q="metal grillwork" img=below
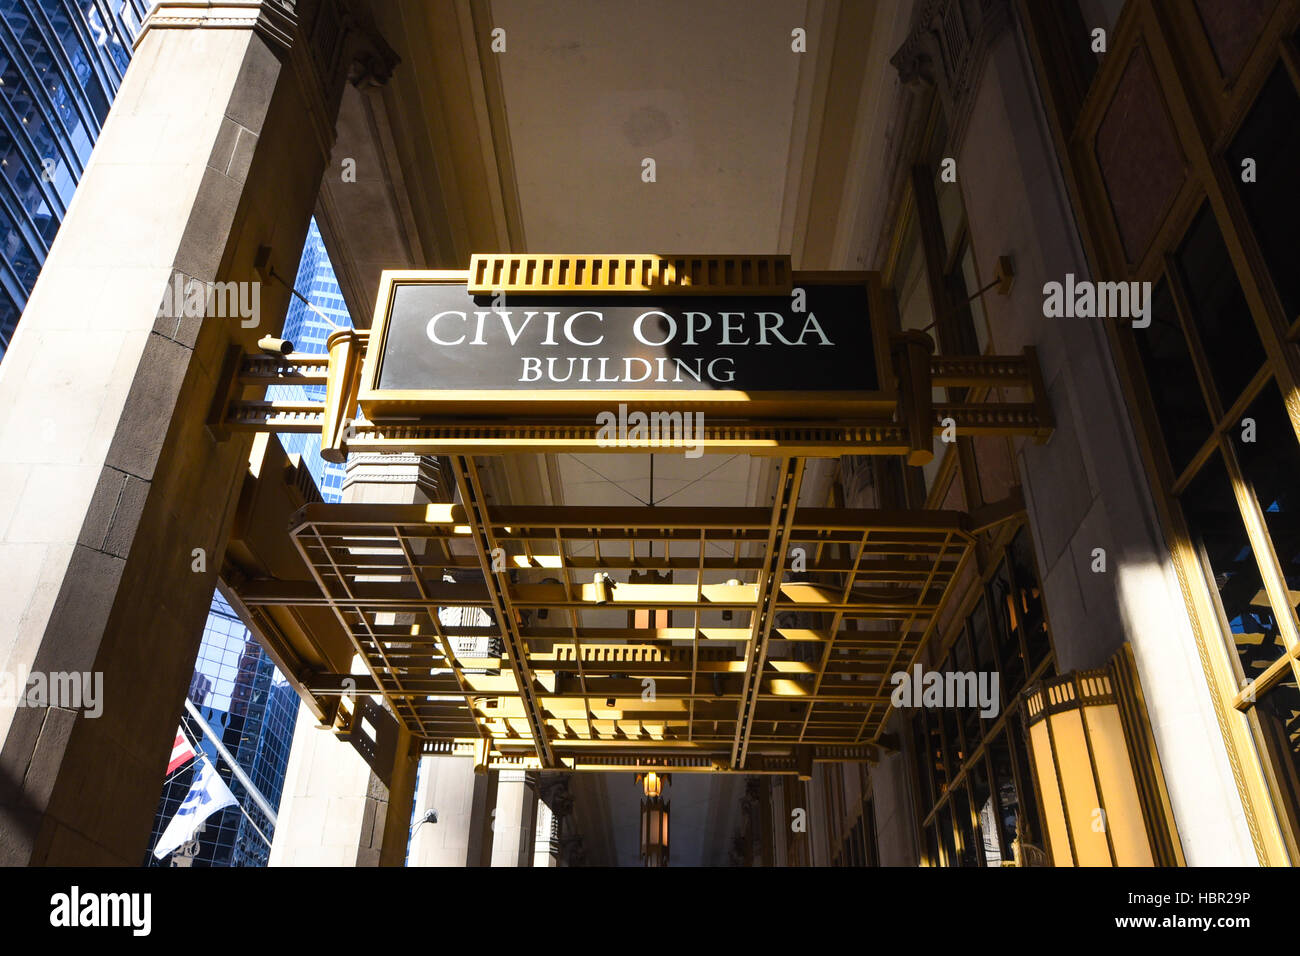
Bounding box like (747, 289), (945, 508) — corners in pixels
(245, 458), (976, 774)
(467, 254), (792, 295)
(213, 297), (1050, 774)
(213, 347), (1054, 448)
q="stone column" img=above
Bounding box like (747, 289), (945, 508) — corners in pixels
(533, 799), (557, 867)
(770, 779), (789, 867)
(0, 0), (394, 866)
(538, 773), (584, 865)
(267, 701), (374, 866)
(465, 769), (499, 867)
(266, 686), (417, 867)
(490, 769), (537, 867)
(408, 754), (478, 866)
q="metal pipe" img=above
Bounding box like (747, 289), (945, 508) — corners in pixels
(184, 697), (279, 827)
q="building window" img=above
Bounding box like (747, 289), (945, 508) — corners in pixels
(1125, 212), (1300, 843)
(862, 796), (880, 866)
(1021, 0), (1300, 861)
(1119, 57), (1300, 847)
(889, 109), (991, 502)
(1227, 63), (1300, 336)
(911, 526), (1055, 866)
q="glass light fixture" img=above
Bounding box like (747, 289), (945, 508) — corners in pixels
(637, 772), (669, 866)
(1022, 662), (1156, 866)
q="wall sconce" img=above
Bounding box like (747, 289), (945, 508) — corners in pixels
(1021, 647), (1177, 866)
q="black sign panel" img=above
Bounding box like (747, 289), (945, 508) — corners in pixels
(373, 281), (878, 394)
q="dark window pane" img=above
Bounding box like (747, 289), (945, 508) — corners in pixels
(1131, 281), (1212, 475)
(1235, 382), (1300, 624)
(1228, 66), (1300, 329)
(929, 709), (948, 796)
(988, 559), (1027, 697)
(987, 731), (1021, 861)
(0, 283), (19, 357)
(1180, 453), (1287, 679)
(1256, 676), (1300, 840)
(912, 713), (935, 809)
(936, 804), (956, 867)
(968, 758), (1002, 866)
(954, 626), (981, 747)
(863, 799), (879, 866)
(919, 708), (947, 801)
(1008, 720), (1045, 855)
(951, 785), (979, 867)
(1173, 204), (1266, 407)
(940, 262), (980, 360)
(1008, 526), (1053, 670)
(939, 654), (964, 770)
(969, 594), (997, 676)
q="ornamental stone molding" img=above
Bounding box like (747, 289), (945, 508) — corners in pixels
(138, 1), (298, 51)
(891, 0), (1013, 152)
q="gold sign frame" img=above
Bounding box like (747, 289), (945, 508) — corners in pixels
(355, 268), (896, 421)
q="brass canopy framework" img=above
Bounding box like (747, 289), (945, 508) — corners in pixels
(215, 256), (1053, 775)
(236, 456), (976, 774)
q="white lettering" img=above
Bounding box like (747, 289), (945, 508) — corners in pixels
(564, 310), (604, 347)
(426, 310), (467, 346)
(634, 311), (677, 347)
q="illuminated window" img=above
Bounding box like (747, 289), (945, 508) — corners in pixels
(1124, 104), (1300, 844)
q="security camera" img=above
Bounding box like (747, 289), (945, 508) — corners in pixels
(257, 335), (294, 355)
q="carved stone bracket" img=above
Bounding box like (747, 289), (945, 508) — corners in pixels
(339, 0), (400, 89)
(891, 0), (1013, 151)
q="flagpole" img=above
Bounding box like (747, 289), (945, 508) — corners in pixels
(175, 719), (272, 847)
(214, 758), (274, 848)
(183, 697), (279, 826)
(162, 753), (274, 856)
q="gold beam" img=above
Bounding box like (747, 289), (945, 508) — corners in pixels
(450, 455), (556, 767)
(731, 457), (804, 769)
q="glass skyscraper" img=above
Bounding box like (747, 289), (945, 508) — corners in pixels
(145, 593), (300, 867)
(0, 0), (152, 358)
(269, 217), (351, 503)
(143, 221), (354, 864)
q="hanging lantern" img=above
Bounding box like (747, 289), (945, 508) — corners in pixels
(637, 772), (670, 866)
(641, 771), (663, 798)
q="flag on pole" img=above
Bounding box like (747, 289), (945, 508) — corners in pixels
(166, 727), (196, 775)
(153, 757), (238, 859)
